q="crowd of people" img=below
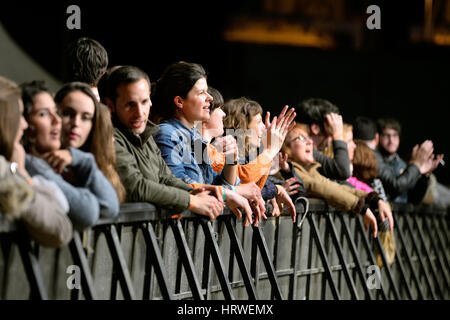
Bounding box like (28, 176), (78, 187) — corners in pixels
(0, 37), (447, 249)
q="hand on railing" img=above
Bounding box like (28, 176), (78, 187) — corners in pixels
(189, 190), (224, 222)
(363, 208), (378, 238)
(275, 185), (296, 223)
(377, 199), (394, 231)
(269, 198), (281, 218)
(235, 182), (267, 226)
(223, 189), (253, 227)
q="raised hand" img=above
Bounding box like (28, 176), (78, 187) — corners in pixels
(262, 106), (296, 160)
(324, 113), (344, 140)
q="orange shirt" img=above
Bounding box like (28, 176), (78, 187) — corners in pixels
(207, 144), (273, 190)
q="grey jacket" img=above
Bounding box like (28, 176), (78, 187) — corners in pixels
(313, 140), (351, 181)
(25, 147), (119, 230)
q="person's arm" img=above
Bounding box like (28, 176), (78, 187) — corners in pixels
(115, 136), (192, 212)
(313, 140), (351, 180)
(21, 184), (73, 248)
(69, 147), (120, 219)
(25, 155), (101, 230)
(375, 151), (422, 199)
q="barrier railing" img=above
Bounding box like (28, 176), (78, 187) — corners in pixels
(0, 199), (449, 300)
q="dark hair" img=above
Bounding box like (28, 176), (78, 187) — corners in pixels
(66, 37), (109, 86)
(55, 81), (127, 202)
(100, 65), (150, 103)
(296, 98), (340, 131)
(55, 82), (100, 152)
(353, 116), (377, 141)
(97, 65), (123, 104)
(377, 117), (402, 136)
(20, 80), (52, 120)
(0, 77), (21, 160)
(152, 61), (207, 121)
(208, 86), (223, 114)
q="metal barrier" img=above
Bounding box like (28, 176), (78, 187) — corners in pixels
(0, 199), (449, 300)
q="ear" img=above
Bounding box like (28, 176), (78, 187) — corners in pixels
(374, 133), (379, 146)
(174, 96), (183, 109)
(310, 124), (321, 136)
(105, 97), (115, 113)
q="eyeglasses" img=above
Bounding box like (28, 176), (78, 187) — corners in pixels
(381, 133), (399, 139)
(289, 134), (309, 144)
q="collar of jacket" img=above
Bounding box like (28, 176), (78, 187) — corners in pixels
(112, 114), (159, 147)
(161, 118), (204, 142)
(291, 160), (322, 173)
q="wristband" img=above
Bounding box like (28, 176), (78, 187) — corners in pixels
(230, 185), (236, 192)
(220, 186), (227, 202)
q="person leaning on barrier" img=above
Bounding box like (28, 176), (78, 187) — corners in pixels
(54, 82), (127, 203)
(0, 76), (72, 247)
(100, 65), (245, 223)
(277, 124), (396, 238)
(20, 80), (119, 230)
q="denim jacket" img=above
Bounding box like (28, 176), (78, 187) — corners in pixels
(154, 118), (239, 186)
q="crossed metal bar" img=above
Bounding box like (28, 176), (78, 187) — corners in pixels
(1, 199), (449, 300)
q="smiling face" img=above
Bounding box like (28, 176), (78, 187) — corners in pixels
(28, 92), (62, 153)
(285, 127), (314, 166)
(177, 77), (212, 128)
(112, 78), (151, 135)
(247, 113), (265, 147)
(59, 90), (95, 149)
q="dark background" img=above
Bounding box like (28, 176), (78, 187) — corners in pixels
(1, 0), (449, 184)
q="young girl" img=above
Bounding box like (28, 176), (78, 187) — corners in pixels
(55, 81), (126, 203)
(20, 80), (119, 230)
(222, 97), (297, 222)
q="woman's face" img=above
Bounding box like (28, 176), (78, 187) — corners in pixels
(345, 129), (356, 162)
(14, 99), (28, 145)
(178, 77), (213, 126)
(204, 107), (225, 138)
(28, 92), (61, 153)
(247, 113), (265, 147)
(58, 90), (95, 149)
(287, 128), (314, 165)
